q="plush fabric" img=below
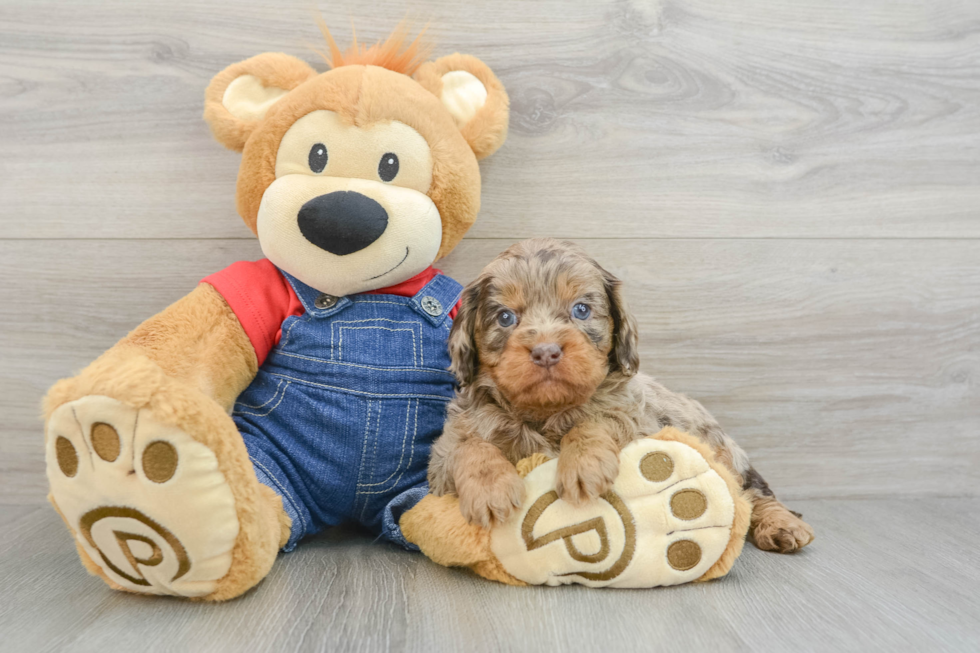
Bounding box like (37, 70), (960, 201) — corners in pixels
(254, 173), (444, 296)
(44, 291), (284, 600)
(402, 428), (751, 588)
(47, 395), (241, 597)
(414, 54), (510, 161)
(44, 27), (510, 601)
(438, 71), (488, 127)
(314, 19), (432, 76)
(203, 53), (317, 152)
(400, 494), (525, 586)
(227, 64), (488, 266)
(274, 108), (434, 193)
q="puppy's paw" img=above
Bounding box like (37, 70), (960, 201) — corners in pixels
(555, 444), (620, 507)
(752, 505), (815, 553)
(457, 468), (526, 530)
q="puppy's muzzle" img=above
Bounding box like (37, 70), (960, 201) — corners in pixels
(298, 191), (388, 255)
(531, 343), (563, 368)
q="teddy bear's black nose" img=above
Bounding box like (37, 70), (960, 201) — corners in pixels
(297, 191), (388, 256)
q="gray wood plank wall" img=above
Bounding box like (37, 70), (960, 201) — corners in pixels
(1, 0), (979, 507)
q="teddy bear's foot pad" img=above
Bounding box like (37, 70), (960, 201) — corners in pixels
(46, 395), (240, 597)
(491, 438), (737, 588)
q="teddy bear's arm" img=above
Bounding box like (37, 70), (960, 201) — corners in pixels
(68, 283), (259, 414)
(42, 282), (280, 601)
(120, 283), (258, 410)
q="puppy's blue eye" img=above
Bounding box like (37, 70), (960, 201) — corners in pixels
(309, 143), (328, 173)
(498, 311), (516, 327)
(572, 303), (591, 320)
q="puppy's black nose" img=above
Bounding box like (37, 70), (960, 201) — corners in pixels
(530, 343), (563, 368)
(297, 191), (388, 255)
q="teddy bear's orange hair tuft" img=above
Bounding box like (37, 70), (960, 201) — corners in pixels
(315, 19), (432, 77)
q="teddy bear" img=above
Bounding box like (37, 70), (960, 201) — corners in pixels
(42, 26), (749, 600)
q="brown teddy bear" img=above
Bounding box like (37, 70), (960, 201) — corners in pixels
(43, 26), (510, 600)
(42, 26), (748, 599)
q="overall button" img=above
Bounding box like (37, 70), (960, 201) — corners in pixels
(420, 296), (443, 316)
(314, 294), (338, 309)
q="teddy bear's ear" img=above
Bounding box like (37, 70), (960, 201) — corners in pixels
(414, 54), (509, 160)
(204, 53), (317, 152)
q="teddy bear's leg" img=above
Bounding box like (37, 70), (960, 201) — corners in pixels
(400, 455), (570, 585)
(400, 493), (526, 586)
(405, 430), (751, 588)
(45, 351), (285, 601)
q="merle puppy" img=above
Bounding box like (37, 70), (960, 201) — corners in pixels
(427, 238), (814, 553)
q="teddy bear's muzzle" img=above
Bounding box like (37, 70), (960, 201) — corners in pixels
(297, 191), (389, 256)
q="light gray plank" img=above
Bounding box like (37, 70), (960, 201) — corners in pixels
(2, 238), (978, 505)
(0, 505), (42, 530)
(2, 0), (980, 239)
(1, 500), (977, 652)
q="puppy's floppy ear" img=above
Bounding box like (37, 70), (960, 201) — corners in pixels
(599, 266), (640, 375)
(414, 54), (509, 160)
(204, 53), (317, 151)
(448, 277), (486, 385)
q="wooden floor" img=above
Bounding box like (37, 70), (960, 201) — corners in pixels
(1, 501), (979, 652)
(1, 0), (979, 650)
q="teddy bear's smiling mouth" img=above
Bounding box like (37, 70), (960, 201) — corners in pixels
(366, 247), (410, 281)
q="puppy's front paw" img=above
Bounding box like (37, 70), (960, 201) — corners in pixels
(555, 444), (619, 506)
(752, 505), (815, 553)
(457, 468), (525, 529)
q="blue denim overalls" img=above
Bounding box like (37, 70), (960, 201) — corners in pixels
(232, 270), (462, 551)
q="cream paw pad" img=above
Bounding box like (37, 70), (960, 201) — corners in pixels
(491, 433), (748, 588)
(46, 395), (240, 597)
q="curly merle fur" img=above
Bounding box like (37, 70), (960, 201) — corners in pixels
(428, 238), (814, 552)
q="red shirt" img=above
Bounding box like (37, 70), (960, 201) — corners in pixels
(202, 260), (459, 366)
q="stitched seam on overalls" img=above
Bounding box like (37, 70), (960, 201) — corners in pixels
(357, 399), (412, 489)
(331, 317), (420, 325)
(338, 326), (418, 366)
(249, 269), (460, 538)
(358, 399), (419, 496)
(234, 378), (285, 410)
(355, 400), (376, 519)
(279, 315), (306, 348)
(331, 318), (419, 362)
(370, 404), (381, 486)
(350, 300), (410, 308)
(358, 399), (397, 520)
(272, 351), (454, 375)
(267, 373), (452, 401)
(234, 382), (290, 417)
(250, 456), (308, 539)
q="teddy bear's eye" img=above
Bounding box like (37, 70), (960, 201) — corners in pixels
(308, 143), (328, 173)
(378, 152), (399, 182)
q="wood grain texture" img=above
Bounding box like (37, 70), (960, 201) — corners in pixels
(2, 1), (979, 649)
(1, 501), (978, 652)
(2, 238), (978, 504)
(1, 0), (979, 239)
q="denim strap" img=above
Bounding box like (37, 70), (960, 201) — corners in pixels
(408, 273), (464, 327)
(279, 270), (353, 319)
